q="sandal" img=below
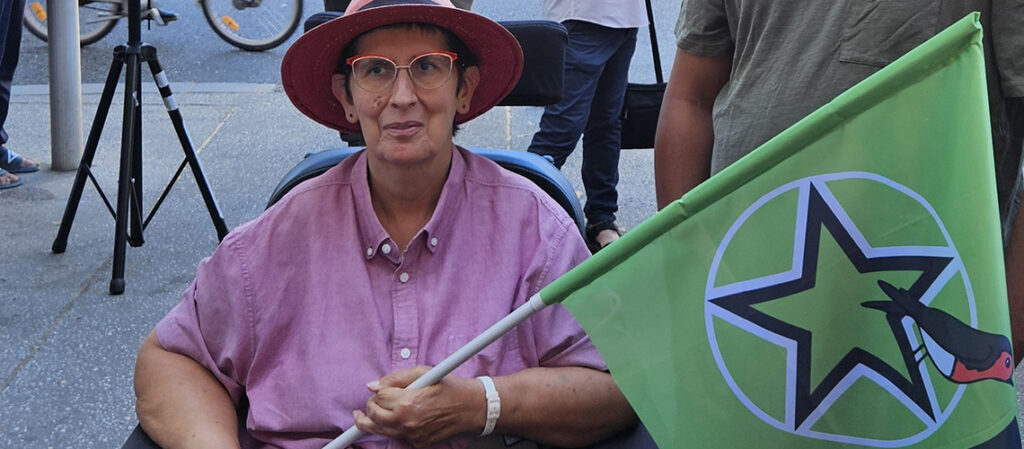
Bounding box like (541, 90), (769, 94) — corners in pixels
(0, 147), (40, 174)
(585, 221), (624, 254)
(0, 168), (22, 190)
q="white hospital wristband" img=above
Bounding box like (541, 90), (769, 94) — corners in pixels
(476, 376), (500, 436)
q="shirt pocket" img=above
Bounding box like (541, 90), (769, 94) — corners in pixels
(839, 0), (939, 68)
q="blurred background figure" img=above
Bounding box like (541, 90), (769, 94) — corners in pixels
(527, 0), (647, 253)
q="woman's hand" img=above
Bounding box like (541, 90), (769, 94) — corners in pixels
(353, 366), (484, 447)
(353, 365), (636, 448)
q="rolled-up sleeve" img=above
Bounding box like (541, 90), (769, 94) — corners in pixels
(675, 0), (734, 57)
(522, 215), (606, 371)
(155, 233), (254, 405)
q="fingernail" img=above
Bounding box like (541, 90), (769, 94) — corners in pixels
(366, 380), (379, 390)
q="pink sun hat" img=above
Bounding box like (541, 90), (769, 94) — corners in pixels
(280, 0), (524, 134)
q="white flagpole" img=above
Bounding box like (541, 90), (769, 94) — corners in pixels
(322, 294), (550, 449)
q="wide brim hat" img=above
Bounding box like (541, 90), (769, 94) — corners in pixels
(281, 0), (524, 134)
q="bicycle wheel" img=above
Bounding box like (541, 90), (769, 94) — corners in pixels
(23, 0), (123, 46)
(201, 0), (302, 52)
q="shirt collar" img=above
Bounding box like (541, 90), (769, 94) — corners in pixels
(419, 145), (466, 254)
(352, 152), (390, 260)
(353, 145), (466, 259)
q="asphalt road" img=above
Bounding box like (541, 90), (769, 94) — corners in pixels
(15, 0), (683, 85)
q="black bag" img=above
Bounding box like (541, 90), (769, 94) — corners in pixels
(619, 0), (665, 150)
(620, 82), (665, 150)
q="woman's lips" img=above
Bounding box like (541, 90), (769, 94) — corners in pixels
(384, 121), (423, 137)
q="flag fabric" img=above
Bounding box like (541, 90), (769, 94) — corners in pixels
(544, 14), (1020, 448)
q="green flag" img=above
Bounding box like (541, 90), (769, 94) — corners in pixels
(543, 14), (1019, 448)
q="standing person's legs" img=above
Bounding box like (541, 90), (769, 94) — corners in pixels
(0, 0), (21, 146)
(580, 27), (637, 240)
(528, 21), (612, 168)
(0, 0), (34, 178)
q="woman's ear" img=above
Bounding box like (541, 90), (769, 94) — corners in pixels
(331, 73), (358, 124)
(456, 66), (480, 114)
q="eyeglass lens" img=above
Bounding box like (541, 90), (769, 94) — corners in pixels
(351, 53), (454, 92)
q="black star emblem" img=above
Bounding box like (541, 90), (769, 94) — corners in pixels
(709, 183), (953, 429)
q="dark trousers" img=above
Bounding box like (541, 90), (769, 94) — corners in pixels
(528, 21), (637, 227)
(0, 0), (24, 146)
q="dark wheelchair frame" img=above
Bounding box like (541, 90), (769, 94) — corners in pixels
(121, 15), (657, 449)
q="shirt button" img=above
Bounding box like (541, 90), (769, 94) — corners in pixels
(430, 237), (438, 247)
(381, 243), (392, 255)
(399, 272), (410, 283)
(366, 247), (373, 257)
(400, 348), (412, 359)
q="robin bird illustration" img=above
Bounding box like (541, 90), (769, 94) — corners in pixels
(861, 280), (1013, 384)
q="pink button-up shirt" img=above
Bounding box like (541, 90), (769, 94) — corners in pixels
(156, 146), (602, 449)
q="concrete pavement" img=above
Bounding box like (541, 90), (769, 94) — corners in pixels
(0, 82), (1021, 448)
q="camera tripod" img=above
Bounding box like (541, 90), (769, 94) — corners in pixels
(51, 0), (228, 295)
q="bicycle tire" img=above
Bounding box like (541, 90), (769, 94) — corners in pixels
(23, 0), (123, 47)
(201, 0), (302, 52)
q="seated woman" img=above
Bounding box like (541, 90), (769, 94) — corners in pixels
(132, 1), (636, 448)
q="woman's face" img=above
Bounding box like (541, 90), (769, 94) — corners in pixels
(332, 27), (479, 168)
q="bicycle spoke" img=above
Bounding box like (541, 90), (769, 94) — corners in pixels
(226, 5), (287, 40)
(255, 10), (285, 36)
(203, 0), (300, 50)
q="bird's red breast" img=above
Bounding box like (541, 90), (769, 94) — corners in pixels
(950, 351), (1013, 383)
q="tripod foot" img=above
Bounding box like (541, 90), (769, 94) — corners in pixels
(52, 240), (67, 254)
(110, 278), (126, 295)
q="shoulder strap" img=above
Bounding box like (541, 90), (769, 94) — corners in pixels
(645, 0), (663, 83)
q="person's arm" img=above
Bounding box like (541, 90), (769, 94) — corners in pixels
(353, 365), (634, 448)
(487, 366), (633, 446)
(134, 331), (241, 449)
(654, 48), (732, 209)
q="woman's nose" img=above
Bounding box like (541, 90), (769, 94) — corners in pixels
(390, 69), (418, 106)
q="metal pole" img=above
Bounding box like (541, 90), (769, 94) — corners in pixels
(46, 0), (83, 171)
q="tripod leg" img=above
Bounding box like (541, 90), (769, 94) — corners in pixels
(142, 45), (229, 240)
(51, 47), (127, 253)
(129, 55), (145, 248)
(110, 49), (144, 295)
